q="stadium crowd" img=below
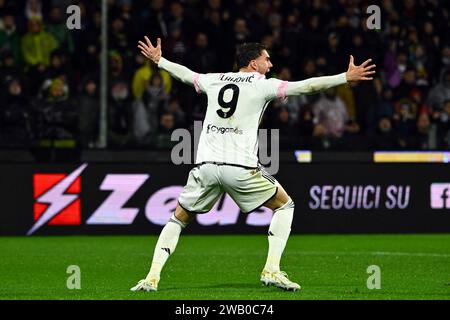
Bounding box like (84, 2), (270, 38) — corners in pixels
(0, 0), (450, 152)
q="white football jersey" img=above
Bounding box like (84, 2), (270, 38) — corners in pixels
(193, 72), (287, 168)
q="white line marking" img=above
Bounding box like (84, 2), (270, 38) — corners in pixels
(178, 251), (450, 258)
(292, 251), (450, 258)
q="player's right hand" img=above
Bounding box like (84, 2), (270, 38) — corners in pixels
(138, 36), (162, 64)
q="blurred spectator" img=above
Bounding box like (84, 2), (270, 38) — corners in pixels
(187, 33), (217, 73)
(0, 51), (23, 96)
(336, 83), (356, 125)
(108, 81), (133, 148)
(0, 13), (22, 67)
(384, 43), (402, 89)
(350, 33), (371, 64)
(139, 0), (169, 40)
(395, 68), (419, 100)
(322, 32), (345, 74)
(374, 117), (398, 150)
(301, 58), (319, 79)
(204, 10), (229, 66)
(427, 68), (450, 110)
(155, 112), (176, 149)
(25, 60), (47, 96)
(414, 112), (436, 150)
(159, 112), (175, 135)
(40, 50), (72, 93)
(109, 17), (131, 57)
(133, 73), (168, 145)
(272, 106), (294, 137)
(297, 104), (315, 137)
(433, 99), (450, 149)
(169, 1), (195, 41)
(439, 45), (450, 72)
(230, 18), (251, 50)
(411, 44), (433, 87)
(163, 25), (187, 63)
(313, 87), (357, 138)
(349, 79), (378, 134)
(247, 0), (271, 42)
(46, 5), (75, 55)
(24, 0), (43, 21)
(21, 18), (58, 68)
(420, 21), (440, 61)
(33, 78), (78, 142)
(76, 10), (101, 75)
(113, 0), (138, 40)
(267, 1), (282, 42)
(107, 50), (133, 148)
(78, 77), (99, 148)
(110, 50), (127, 77)
(0, 78), (31, 147)
(132, 60), (172, 100)
(368, 86), (396, 135)
(392, 98), (417, 148)
(303, 15), (325, 59)
(49, 49), (70, 77)
(279, 13), (302, 73)
(108, 51), (133, 140)
(165, 97), (186, 128)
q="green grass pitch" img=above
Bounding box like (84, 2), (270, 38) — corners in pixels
(0, 234), (449, 300)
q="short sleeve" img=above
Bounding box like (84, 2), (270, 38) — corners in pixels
(259, 78), (288, 101)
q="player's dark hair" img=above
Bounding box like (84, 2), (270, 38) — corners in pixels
(235, 43), (267, 69)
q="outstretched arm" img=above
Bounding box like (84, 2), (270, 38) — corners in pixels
(284, 55), (376, 97)
(138, 36), (197, 87)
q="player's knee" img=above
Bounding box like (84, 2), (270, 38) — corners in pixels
(274, 197), (294, 212)
(174, 204), (196, 225)
(169, 213), (188, 230)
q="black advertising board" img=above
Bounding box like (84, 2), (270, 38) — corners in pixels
(0, 163), (449, 235)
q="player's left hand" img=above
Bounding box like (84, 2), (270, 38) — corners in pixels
(345, 55), (376, 82)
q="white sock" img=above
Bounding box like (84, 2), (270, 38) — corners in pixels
(146, 214), (186, 281)
(264, 198), (294, 272)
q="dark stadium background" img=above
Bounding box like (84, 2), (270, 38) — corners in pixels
(1, 0), (449, 153)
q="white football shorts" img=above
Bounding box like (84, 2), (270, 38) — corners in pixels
(178, 162), (279, 214)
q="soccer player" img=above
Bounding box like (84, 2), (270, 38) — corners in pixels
(131, 36), (375, 292)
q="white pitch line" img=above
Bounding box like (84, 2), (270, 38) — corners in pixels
(372, 251), (450, 258)
(289, 251), (450, 258)
(179, 251), (450, 258)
